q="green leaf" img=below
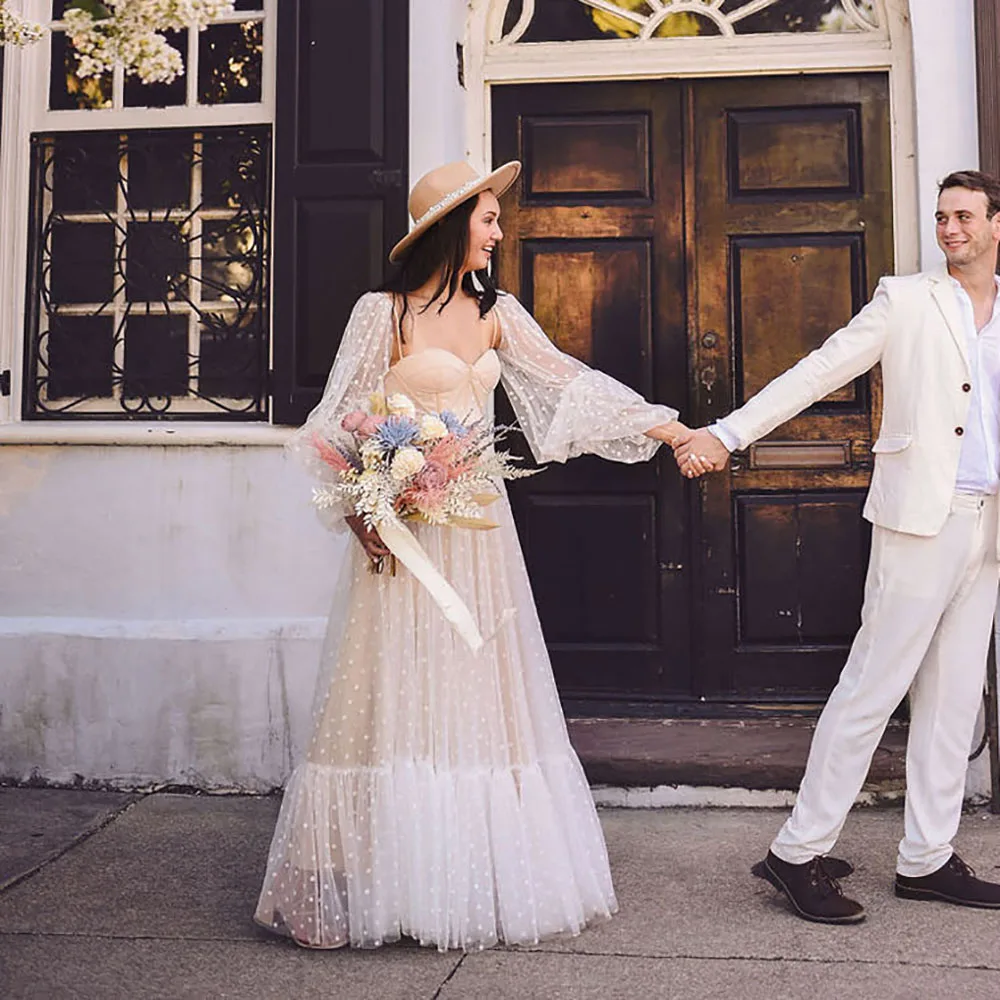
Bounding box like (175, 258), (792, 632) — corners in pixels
(65, 0), (113, 19)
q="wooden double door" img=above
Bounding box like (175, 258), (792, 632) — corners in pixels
(492, 74), (893, 714)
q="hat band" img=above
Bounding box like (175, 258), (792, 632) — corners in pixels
(412, 175), (485, 227)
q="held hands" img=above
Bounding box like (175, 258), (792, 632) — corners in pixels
(653, 422), (731, 478)
(674, 426), (731, 477)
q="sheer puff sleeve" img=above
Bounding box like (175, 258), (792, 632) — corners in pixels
(284, 291), (394, 534)
(495, 293), (678, 464)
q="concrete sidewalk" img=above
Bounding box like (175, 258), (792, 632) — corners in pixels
(1, 788), (999, 999)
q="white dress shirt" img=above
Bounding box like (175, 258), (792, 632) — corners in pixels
(709, 275), (1000, 495)
(950, 275), (1000, 494)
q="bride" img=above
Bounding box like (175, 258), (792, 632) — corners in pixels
(254, 160), (694, 952)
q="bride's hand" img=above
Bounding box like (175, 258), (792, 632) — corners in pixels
(346, 514), (391, 561)
(646, 420), (692, 448)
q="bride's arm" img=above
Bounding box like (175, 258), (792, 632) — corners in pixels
(494, 294), (684, 464)
(285, 292), (395, 535)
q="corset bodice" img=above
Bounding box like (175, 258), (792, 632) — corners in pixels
(383, 347), (502, 420)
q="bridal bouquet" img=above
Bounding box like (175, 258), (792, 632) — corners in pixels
(309, 392), (535, 653)
(310, 391), (534, 536)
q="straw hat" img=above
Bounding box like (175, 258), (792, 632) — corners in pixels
(389, 160), (521, 263)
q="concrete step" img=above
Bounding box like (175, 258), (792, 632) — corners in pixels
(567, 717), (907, 791)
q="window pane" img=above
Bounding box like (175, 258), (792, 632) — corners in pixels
(198, 20), (263, 105)
(45, 315), (114, 399)
(728, 0), (868, 32)
(201, 132), (268, 209)
(52, 133), (119, 214)
(199, 311), (263, 399)
(123, 30), (187, 107)
(502, 0), (524, 37)
(49, 31), (112, 110)
(128, 134), (193, 210)
(26, 127), (272, 420)
(520, 0), (621, 41)
(201, 219), (258, 302)
(653, 14), (721, 36)
(126, 222), (189, 302)
(123, 315), (189, 399)
(49, 222), (115, 304)
(514, 0), (878, 40)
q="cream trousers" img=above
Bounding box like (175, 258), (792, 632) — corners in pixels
(771, 492), (1000, 877)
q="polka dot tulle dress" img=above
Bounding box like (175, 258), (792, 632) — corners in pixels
(255, 292), (678, 951)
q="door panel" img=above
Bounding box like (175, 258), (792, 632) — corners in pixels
(493, 82), (691, 704)
(694, 73), (892, 701)
(733, 234), (867, 406)
(492, 73), (893, 711)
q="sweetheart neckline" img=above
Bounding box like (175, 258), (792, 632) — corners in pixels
(389, 346), (498, 373)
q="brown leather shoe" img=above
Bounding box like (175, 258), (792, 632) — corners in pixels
(895, 853), (1000, 908)
(752, 851), (866, 924)
(818, 856), (854, 879)
(755, 855), (854, 880)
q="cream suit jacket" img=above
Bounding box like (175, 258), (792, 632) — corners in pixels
(721, 266), (992, 543)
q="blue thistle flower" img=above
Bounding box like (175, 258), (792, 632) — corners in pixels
(439, 410), (469, 438)
(375, 415), (420, 450)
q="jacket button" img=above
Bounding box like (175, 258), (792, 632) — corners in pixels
(956, 427), (965, 436)
(962, 383), (972, 392)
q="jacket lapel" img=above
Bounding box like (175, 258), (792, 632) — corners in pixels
(928, 268), (970, 373)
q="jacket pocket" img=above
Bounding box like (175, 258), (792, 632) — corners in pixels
(871, 434), (912, 454)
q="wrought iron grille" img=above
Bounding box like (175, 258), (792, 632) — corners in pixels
(24, 126), (271, 419)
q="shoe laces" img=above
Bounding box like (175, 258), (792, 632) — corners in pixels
(816, 857), (842, 880)
(806, 858), (844, 898)
(946, 853), (975, 879)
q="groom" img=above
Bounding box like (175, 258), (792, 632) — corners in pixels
(676, 170), (1000, 924)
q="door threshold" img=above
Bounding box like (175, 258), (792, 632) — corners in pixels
(567, 716), (906, 791)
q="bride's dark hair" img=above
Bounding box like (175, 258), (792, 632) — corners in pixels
(379, 193), (499, 343)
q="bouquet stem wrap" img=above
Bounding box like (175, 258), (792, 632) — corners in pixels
(376, 518), (484, 653)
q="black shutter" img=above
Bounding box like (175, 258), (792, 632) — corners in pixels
(271, 0), (408, 425)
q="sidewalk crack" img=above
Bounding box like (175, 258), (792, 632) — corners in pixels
(430, 953), (465, 998)
(0, 795), (144, 896)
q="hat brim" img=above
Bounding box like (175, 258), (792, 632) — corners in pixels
(388, 161), (521, 263)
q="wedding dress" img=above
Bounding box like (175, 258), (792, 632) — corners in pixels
(254, 291), (677, 951)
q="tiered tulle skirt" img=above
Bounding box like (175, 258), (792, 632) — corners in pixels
(254, 497), (617, 951)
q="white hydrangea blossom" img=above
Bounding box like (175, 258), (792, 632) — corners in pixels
(389, 446), (426, 482)
(61, 1), (236, 85)
(386, 393), (417, 420)
(0, 1), (45, 46)
(418, 414), (449, 442)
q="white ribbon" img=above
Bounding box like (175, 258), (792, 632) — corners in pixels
(376, 518), (485, 653)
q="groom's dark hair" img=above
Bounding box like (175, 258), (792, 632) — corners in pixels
(938, 170), (1000, 218)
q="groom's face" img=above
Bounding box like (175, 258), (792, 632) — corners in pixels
(935, 187), (1000, 268)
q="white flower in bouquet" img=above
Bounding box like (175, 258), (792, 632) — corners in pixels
(390, 446), (426, 481)
(386, 393), (417, 420)
(419, 414), (449, 442)
(360, 438), (385, 469)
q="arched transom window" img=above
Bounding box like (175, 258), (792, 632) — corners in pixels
(497, 1), (883, 43)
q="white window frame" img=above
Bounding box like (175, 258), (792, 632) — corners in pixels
(0, 0), (288, 444)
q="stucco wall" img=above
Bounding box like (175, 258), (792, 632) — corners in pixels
(0, 445), (340, 789)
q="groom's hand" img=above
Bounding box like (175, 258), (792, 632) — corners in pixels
(673, 427), (731, 478)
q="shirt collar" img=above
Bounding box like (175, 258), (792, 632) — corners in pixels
(947, 273), (1000, 292)
(947, 274), (1000, 326)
